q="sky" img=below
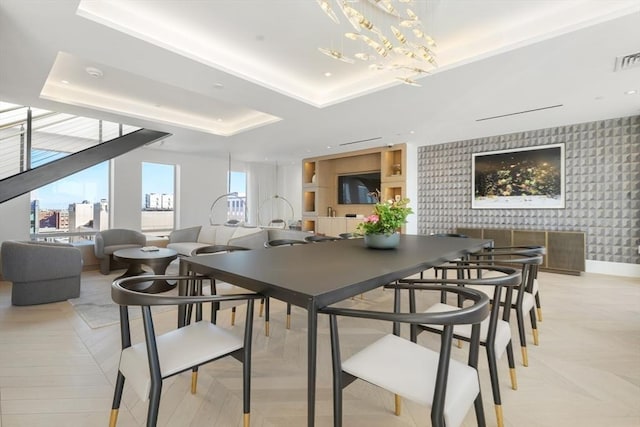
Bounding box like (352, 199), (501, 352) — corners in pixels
(32, 159), (246, 210)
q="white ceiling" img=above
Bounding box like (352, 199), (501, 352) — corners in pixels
(1, 0), (639, 163)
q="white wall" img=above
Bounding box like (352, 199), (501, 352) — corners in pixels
(0, 146), (303, 248)
(111, 146), (228, 229)
(247, 161), (302, 227)
(405, 143), (418, 235)
(0, 194), (31, 242)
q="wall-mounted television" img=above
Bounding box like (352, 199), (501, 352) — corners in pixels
(337, 172), (380, 204)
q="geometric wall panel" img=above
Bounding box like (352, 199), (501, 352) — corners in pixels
(417, 115), (640, 264)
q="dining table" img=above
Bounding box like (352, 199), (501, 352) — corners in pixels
(180, 233), (492, 427)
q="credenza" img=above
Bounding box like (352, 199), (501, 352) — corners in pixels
(456, 227), (585, 275)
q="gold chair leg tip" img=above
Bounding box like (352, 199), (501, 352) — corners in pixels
(509, 368), (518, 390)
(109, 409), (119, 427)
(394, 394), (402, 416)
(495, 404), (504, 427)
(191, 372), (198, 394)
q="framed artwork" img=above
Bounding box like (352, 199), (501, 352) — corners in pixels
(472, 143), (565, 209)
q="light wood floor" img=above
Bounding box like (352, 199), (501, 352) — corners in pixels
(0, 269), (638, 427)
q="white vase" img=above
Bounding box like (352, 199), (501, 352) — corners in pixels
(364, 232), (400, 249)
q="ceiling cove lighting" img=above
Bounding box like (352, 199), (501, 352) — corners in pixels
(317, 0), (438, 87)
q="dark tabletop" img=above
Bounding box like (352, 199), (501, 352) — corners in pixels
(184, 234), (491, 308)
(113, 247), (177, 262)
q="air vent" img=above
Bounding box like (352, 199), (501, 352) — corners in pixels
(339, 136), (381, 146)
(615, 52), (640, 71)
(476, 104), (563, 122)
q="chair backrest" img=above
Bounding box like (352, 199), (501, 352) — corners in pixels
(267, 219), (286, 228)
(264, 239), (308, 248)
(403, 264), (521, 326)
(193, 244), (249, 255)
(470, 251), (544, 300)
(95, 229), (146, 255)
(338, 232), (362, 239)
(304, 235), (339, 243)
(430, 233), (468, 238)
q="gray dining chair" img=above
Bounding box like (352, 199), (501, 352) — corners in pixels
(320, 283), (490, 427)
(400, 263), (522, 427)
(469, 248), (545, 367)
(188, 245), (269, 336)
(109, 274), (261, 427)
(264, 238), (308, 329)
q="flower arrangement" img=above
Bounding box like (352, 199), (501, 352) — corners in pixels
(357, 191), (413, 235)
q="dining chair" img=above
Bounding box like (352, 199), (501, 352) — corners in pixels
(338, 232), (362, 239)
(188, 245), (268, 336)
(109, 274), (261, 427)
(469, 248), (544, 367)
(428, 233), (470, 280)
(267, 218), (286, 228)
(264, 238), (308, 329)
(304, 234), (340, 242)
(400, 264), (522, 427)
(486, 245), (546, 321)
(320, 283), (490, 427)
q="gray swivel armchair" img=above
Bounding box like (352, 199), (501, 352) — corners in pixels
(94, 229), (146, 275)
(1, 240), (82, 306)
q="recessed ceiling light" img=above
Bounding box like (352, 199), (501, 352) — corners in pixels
(61, 80), (70, 84)
(625, 89), (637, 95)
(409, 130), (415, 134)
(324, 72), (332, 77)
(327, 145), (332, 149)
(85, 66), (103, 78)
(217, 118), (223, 122)
(213, 82), (224, 90)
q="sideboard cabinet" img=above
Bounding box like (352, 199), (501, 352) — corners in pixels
(456, 227), (585, 275)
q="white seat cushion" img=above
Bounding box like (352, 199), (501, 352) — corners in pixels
(423, 303), (512, 358)
(342, 334), (478, 427)
(119, 321), (243, 401)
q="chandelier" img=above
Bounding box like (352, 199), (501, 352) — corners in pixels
(317, 0), (438, 86)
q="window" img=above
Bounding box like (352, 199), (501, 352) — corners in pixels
(228, 171), (247, 223)
(141, 162), (175, 234)
(30, 161), (109, 239)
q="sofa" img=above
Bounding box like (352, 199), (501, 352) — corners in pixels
(1, 240), (82, 306)
(94, 229), (147, 274)
(167, 224), (311, 256)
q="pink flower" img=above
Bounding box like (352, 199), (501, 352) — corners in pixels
(364, 214), (379, 223)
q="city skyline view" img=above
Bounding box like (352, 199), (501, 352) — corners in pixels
(31, 161), (246, 210)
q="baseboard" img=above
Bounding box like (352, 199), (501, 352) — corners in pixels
(585, 260), (640, 278)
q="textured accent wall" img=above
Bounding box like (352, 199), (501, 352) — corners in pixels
(417, 115), (640, 264)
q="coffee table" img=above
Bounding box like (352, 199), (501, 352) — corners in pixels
(113, 247), (178, 293)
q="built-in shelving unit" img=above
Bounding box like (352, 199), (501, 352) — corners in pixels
(302, 144), (406, 233)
